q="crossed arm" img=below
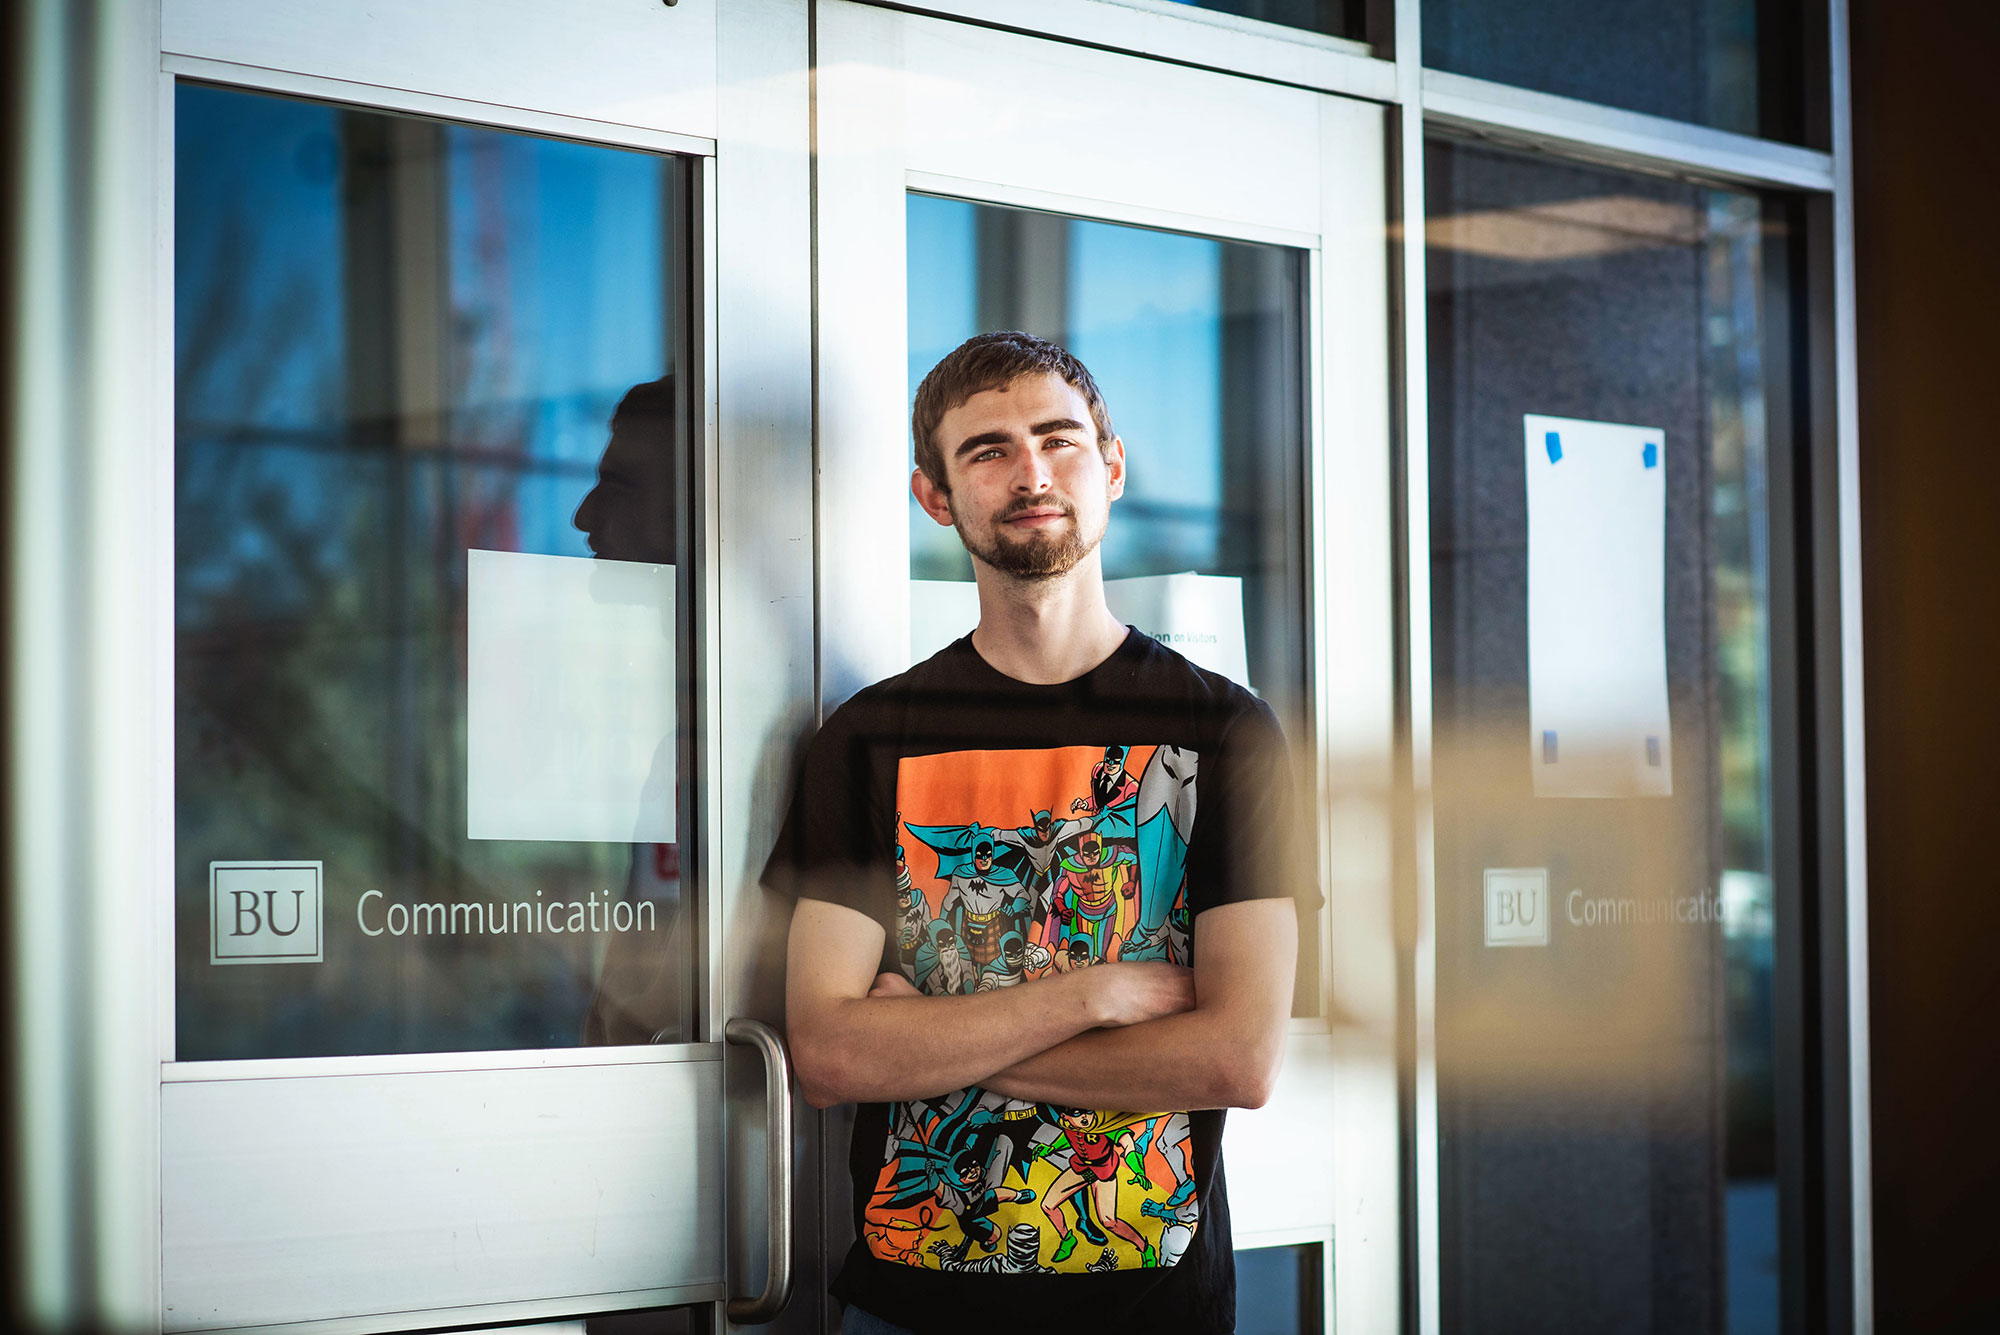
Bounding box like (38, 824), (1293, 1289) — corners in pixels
(784, 896), (1297, 1112)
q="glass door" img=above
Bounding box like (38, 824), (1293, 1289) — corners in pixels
(155, 2), (814, 1331)
(1423, 135), (1811, 1335)
(813, 4), (1397, 1328)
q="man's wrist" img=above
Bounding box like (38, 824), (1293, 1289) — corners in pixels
(1061, 965), (1107, 1028)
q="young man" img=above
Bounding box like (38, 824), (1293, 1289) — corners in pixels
(764, 332), (1311, 1335)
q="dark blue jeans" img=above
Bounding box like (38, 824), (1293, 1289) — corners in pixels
(840, 1304), (918, 1335)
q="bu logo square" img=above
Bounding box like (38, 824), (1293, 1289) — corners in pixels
(211, 861), (324, 965)
(1484, 867), (1550, 947)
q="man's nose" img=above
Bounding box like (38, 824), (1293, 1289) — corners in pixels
(1012, 448), (1054, 492)
(572, 486), (602, 533)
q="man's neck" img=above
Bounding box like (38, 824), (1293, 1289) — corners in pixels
(967, 556), (1128, 685)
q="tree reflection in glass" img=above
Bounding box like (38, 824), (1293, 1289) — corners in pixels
(174, 84), (693, 1060)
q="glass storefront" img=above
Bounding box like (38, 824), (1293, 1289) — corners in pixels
(1421, 0), (1817, 143)
(5, 1), (1862, 1329)
(904, 192), (1322, 1014)
(1425, 136), (1795, 1333)
(174, 84), (698, 1059)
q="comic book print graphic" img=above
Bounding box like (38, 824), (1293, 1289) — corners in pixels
(868, 743), (1200, 1275)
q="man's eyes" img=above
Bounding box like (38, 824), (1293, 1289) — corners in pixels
(969, 437), (1076, 462)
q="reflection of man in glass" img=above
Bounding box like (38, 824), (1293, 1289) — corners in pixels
(576, 377), (687, 1045)
(572, 377), (678, 565)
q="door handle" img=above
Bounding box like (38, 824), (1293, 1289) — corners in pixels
(725, 1017), (793, 1324)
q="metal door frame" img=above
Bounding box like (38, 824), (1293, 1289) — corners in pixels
(812, 4), (1403, 1328)
(127, 1), (811, 1330)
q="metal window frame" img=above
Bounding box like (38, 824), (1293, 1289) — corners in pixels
(812, 10), (1399, 1332)
(847, 0), (1393, 101)
(1380, 8), (1869, 1335)
(2, 1), (816, 1329)
(151, 58), (722, 1069)
(148, 67), (738, 1335)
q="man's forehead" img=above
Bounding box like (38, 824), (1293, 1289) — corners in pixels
(941, 373), (1093, 436)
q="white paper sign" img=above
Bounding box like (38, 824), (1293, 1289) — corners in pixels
(909, 571), (1252, 690)
(908, 579), (982, 666)
(467, 549), (676, 843)
(1525, 414), (1671, 797)
(1108, 572), (1252, 688)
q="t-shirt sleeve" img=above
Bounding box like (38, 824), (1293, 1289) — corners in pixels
(759, 705), (895, 922)
(1185, 697), (1322, 916)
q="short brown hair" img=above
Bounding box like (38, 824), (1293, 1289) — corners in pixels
(910, 332), (1117, 492)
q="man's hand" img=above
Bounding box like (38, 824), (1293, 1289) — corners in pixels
(1086, 962), (1195, 1027)
(787, 898), (1192, 1107)
(980, 898), (1298, 1112)
(868, 971), (918, 998)
(865, 960), (1191, 1024)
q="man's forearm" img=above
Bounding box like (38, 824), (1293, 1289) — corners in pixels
(979, 1002), (1282, 1112)
(785, 897), (1198, 1108)
(982, 901), (1299, 1111)
(792, 970), (1105, 1107)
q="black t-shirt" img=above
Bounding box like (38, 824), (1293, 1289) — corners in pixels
(761, 630), (1312, 1335)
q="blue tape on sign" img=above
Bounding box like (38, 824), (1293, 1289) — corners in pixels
(1643, 442), (1659, 468)
(1546, 431), (1562, 463)
(1543, 730), (1558, 763)
(1646, 735), (1661, 766)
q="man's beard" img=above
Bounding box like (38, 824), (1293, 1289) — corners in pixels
(954, 495), (1100, 580)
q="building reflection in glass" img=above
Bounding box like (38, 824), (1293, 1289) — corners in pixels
(174, 84), (694, 1059)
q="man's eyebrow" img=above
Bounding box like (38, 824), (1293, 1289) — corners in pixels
(951, 418), (1090, 459)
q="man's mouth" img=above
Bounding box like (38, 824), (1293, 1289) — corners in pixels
(1001, 504), (1071, 528)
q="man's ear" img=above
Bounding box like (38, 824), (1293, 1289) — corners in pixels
(1104, 436), (1127, 501)
(911, 467), (956, 527)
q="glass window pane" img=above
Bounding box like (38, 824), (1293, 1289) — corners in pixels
(1425, 138), (1791, 1333)
(1166, 0), (1364, 40)
(1234, 1242), (1325, 1334)
(174, 83), (697, 1059)
(1421, 0), (1817, 144)
(905, 194), (1321, 1015)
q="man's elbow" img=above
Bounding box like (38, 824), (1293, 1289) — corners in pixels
(800, 1080), (846, 1111)
(1219, 1066), (1275, 1110)
(788, 1026), (857, 1109)
(794, 1056), (852, 1109)
(1215, 1035), (1285, 1109)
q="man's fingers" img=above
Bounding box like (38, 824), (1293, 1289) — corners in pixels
(1152, 965), (1197, 1019)
(868, 970), (920, 998)
(1086, 960), (1199, 1026)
